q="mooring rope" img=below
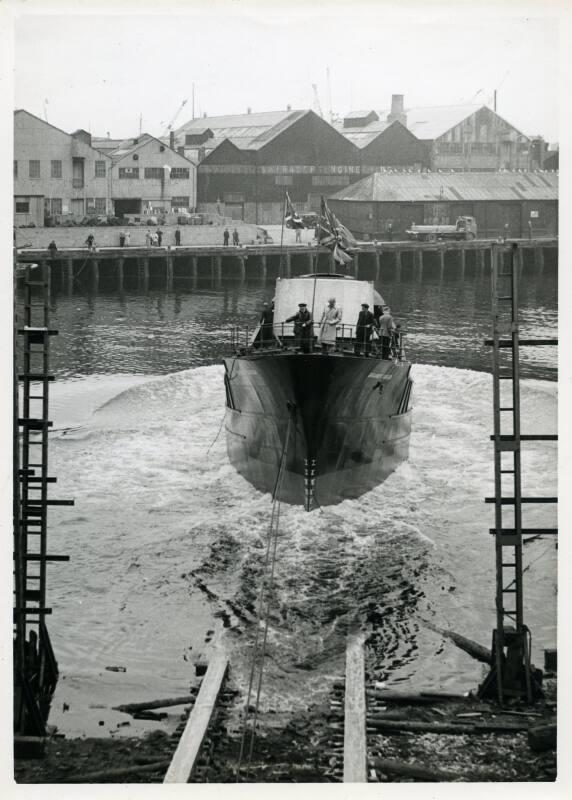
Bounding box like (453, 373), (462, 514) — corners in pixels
(235, 411), (293, 781)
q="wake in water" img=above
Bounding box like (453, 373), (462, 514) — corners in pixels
(45, 364), (557, 733)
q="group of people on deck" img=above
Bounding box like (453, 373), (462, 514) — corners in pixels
(256, 297), (399, 358)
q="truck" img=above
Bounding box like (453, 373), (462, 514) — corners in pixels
(406, 216), (477, 242)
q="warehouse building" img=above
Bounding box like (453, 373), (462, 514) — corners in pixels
(104, 133), (196, 217)
(336, 95), (535, 172)
(328, 171), (558, 240)
(14, 109), (112, 226)
(178, 109), (428, 224)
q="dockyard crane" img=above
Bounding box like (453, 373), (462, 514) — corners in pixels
(161, 99), (188, 138)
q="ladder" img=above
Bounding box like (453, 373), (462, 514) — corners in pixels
(14, 260), (72, 743)
(479, 243), (558, 704)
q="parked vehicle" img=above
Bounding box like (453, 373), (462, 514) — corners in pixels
(301, 212), (319, 229)
(406, 216), (477, 242)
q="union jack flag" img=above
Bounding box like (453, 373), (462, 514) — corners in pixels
(284, 192), (304, 229)
(319, 196), (357, 266)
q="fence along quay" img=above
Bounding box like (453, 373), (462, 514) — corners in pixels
(16, 237), (556, 291)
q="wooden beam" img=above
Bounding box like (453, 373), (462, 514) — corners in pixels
(163, 647), (228, 783)
(344, 635), (366, 783)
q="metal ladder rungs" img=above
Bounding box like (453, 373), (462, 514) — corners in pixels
(23, 554), (70, 563)
(13, 607), (52, 617)
(19, 374), (55, 382)
(500, 469), (515, 473)
(489, 528), (558, 535)
(485, 497), (558, 504)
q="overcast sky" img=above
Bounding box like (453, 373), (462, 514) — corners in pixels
(11, 3), (561, 143)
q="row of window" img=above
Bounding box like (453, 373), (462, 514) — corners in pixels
(118, 167), (190, 179)
(15, 197), (191, 215)
(14, 160), (107, 179)
(14, 161), (191, 180)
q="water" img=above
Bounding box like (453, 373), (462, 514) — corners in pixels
(16, 263), (558, 738)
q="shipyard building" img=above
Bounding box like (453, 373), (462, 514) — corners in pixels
(328, 171), (558, 240)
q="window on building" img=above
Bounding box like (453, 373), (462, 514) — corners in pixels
(275, 176), (293, 186)
(95, 198), (106, 213)
(119, 167), (139, 179)
(95, 160), (106, 177)
(170, 167), (190, 180)
(311, 175), (350, 186)
(86, 198), (96, 214)
(29, 160), (40, 178)
(50, 198), (63, 215)
(14, 161), (18, 178)
(171, 197), (190, 208)
(144, 167), (164, 179)
(15, 199), (30, 213)
(51, 160), (62, 178)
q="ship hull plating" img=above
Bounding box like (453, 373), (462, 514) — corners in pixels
(224, 353), (412, 509)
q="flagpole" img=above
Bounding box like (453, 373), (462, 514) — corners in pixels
(310, 196), (323, 328)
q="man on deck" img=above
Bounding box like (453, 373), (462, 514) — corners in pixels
(286, 303), (313, 353)
(354, 303), (377, 357)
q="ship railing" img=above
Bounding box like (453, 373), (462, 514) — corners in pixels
(228, 324), (406, 361)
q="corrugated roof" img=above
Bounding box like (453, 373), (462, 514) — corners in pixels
(333, 118), (393, 148)
(331, 171), (558, 203)
(175, 109), (308, 150)
(337, 104), (487, 145)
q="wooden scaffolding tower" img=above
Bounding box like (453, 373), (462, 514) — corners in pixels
(479, 243), (558, 704)
(14, 261), (72, 748)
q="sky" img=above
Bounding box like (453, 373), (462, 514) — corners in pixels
(9, 1), (562, 143)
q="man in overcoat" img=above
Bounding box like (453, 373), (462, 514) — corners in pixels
(354, 303), (378, 357)
(286, 302), (314, 353)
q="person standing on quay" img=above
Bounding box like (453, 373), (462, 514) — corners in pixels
(119, 231), (126, 247)
(175, 228), (181, 246)
(157, 228), (163, 247)
(145, 230), (152, 247)
(125, 231), (131, 247)
(85, 233), (95, 251)
(223, 228), (230, 246)
(233, 228), (240, 246)
(48, 240), (58, 258)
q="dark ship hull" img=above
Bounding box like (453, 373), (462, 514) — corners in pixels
(223, 352), (413, 510)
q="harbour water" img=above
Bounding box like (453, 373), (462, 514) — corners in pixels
(17, 262), (558, 738)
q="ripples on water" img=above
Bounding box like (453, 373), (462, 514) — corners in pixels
(17, 264), (557, 734)
(44, 362), (557, 734)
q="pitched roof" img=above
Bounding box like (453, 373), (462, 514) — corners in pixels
(331, 170), (558, 203)
(107, 133), (194, 165)
(175, 109), (308, 150)
(337, 104), (487, 144)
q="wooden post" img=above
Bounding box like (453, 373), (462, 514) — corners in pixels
(517, 245), (524, 276)
(415, 248), (423, 281)
(477, 247), (485, 277)
(166, 255), (174, 291)
(439, 247), (445, 280)
(142, 257), (149, 292)
(117, 257), (124, 292)
(163, 648), (228, 783)
(285, 252), (291, 278)
(215, 255), (222, 288)
(260, 254), (267, 280)
(394, 248), (401, 280)
(460, 247), (466, 279)
(329, 252), (336, 273)
(375, 250), (380, 281)
(238, 255), (246, 281)
(353, 252), (359, 278)
(191, 256), (198, 280)
(534, 246), (544, 273)
(66, 257), (73, 295)
(92, 259), (99, 291)
(344, 635), (366, 783)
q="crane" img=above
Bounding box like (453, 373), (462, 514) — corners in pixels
(311, 84), (323, 118)
(161, 99), (188, 138)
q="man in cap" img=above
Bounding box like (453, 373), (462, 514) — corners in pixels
(286, 302), (314, 353)
(378, 306), (396, 359)
(354, 302), (378, 357)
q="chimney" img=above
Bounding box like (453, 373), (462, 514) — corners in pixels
(388, 94), (407, 127)
(169, 130), (175, 150)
